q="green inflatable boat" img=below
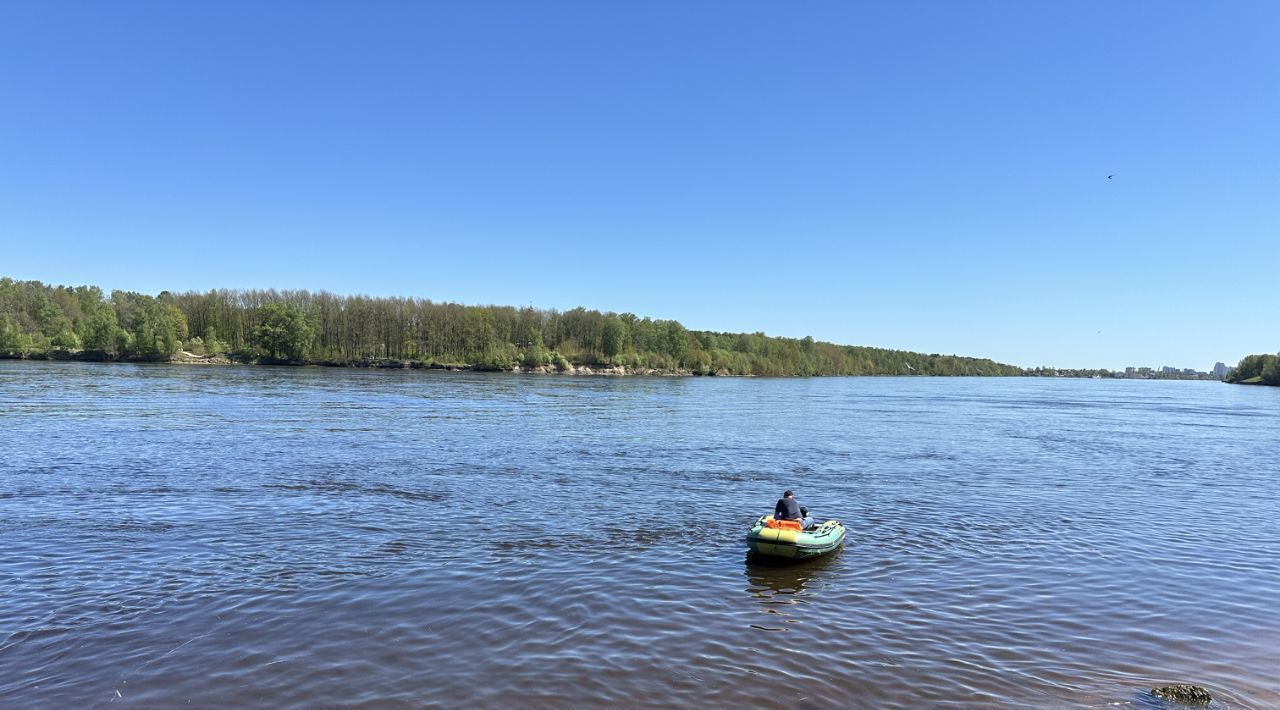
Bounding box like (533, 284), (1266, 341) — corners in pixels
(746, 515), (846, 559)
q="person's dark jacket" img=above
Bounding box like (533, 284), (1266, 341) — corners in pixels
(775, 496), (802, 521)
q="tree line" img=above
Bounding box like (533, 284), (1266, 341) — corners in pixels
(1224, 353), (1280, 386)
(0, 277), (1024, 377)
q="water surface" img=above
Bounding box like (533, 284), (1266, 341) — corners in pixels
(2, 362), (1277, 707)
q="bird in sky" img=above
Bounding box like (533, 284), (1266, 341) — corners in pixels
(1107, 174), (1115, 179)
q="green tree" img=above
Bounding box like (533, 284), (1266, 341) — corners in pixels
(50, 328), (81, 350)
(36, 299), (73, 339)
(78, 303), (125, 355)
(662, 321), (688, 362)
(1262, 354), (1280, 386)
(1227, 353), (1274, 383)
(0, 313), (34, 355)
(202, 326), (227, 355)
(129, 298), (189, 357)
(601, 316), (628, 362)
(252, 303), (313, 361)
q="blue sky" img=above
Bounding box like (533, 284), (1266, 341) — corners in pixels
(1, 2), (1276, 370)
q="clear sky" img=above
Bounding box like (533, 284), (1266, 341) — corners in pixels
(1, 2), (1276, 370)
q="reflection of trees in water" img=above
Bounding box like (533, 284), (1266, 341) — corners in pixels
(743, 550), (843, 632)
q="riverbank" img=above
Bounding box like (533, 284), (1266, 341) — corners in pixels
(181, 350), (700, 375)
(0, 350), (1234, 380)
(2, 350), (700, 376)
(1229, 376), (1278, 387)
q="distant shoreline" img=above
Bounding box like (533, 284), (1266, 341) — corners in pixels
(1, 277), (1225, 380)
(0, 277), (1025, 378)
(0, 351), (1230, 381)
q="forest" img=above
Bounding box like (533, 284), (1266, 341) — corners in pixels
(1223, 353), (1280, 386)
(0, 277), (1024, 377)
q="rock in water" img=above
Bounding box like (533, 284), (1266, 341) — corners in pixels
(1150, 684), (1212, 706)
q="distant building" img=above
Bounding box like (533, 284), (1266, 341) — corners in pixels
(1212, 362), (1230, 378)
(1161, 366), (1178, 374)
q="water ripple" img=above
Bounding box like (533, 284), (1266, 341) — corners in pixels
(0, 363), (1277, 707)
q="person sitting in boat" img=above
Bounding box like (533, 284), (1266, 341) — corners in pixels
(775, 490), (815, 530)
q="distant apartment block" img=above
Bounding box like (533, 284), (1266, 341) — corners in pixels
(1120, 364), (1213, 379)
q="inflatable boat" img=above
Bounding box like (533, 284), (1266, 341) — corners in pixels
(746, 515), (846, 559)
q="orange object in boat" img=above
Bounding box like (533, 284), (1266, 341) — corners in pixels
(764, 517), (803, 531)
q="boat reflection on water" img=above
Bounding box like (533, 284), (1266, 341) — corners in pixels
(743, 549), (844, 632)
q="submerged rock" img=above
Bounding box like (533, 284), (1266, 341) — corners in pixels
(1150, 684), (1212, 706)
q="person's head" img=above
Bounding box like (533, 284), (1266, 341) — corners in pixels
(783, 490), (794, 498)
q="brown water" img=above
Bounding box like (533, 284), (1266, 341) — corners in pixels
(2, 361), (1278, 707)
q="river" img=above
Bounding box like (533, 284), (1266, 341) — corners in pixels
(1, 361), (1277, 707)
